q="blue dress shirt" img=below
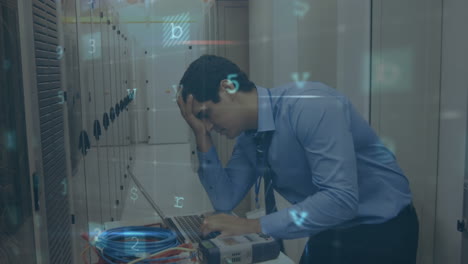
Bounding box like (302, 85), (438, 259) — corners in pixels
(196, 82), (412, 239)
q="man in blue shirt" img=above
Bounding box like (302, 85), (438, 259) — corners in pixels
(176, 55), (419, 263)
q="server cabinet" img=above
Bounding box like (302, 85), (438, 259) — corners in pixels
(71, 1), (100, 263)
(76, 0), (104, 247)
(60, 1), (136, 262)
(87, 0), (112, 239)
(96, 0), (114, 224)
(133, 47), (149, 144)
(0, 0), (37, 263)
(111, 16), (124, 218)
(121, 30), (131, 192)
(100, 7), (117, 223)
(114, 21), (126, 208)
(59, 0), (88, 262)
(15, 0), (74, 262)
(462, 90), (468, 263)
(127, 36), (138, 171)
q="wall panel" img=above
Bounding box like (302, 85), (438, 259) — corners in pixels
(371, 1), (442, 263)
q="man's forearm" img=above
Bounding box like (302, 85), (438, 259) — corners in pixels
(196, 132), (213, 152)
(248, 218), (262, 233)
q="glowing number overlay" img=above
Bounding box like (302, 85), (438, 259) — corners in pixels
(291, 72), (310, 88)
(226, 74), (239, 94)
(294, 0), (310, 18)
(290, 209), (308, 227)
(130, 187), (138, 203)
(89, 39), (96, 54)
(61, 178), (67, 195)
(127, 88), (137, 100)
(131, 237), (139, 251)
(174, 196), (184, 208)
(170, 23), (183, 39)
(93, 228), (102, 243)
(56, 46), (64, 59)
(58, 91), (65, 104)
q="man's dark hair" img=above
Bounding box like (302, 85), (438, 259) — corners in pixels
(179, 55), (255, 103)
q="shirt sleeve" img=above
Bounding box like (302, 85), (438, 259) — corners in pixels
(259, 95), (359, 239)
(197, 134), (257, 212)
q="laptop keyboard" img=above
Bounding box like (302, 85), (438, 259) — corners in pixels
(166, 217), (186, 243)
(169, 215), (220, 244)
(175, 215), (203, 243)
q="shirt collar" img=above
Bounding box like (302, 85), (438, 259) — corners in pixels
(255, 86), (276, 134)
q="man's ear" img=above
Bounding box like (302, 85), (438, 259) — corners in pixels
(219, 79), (237, 96)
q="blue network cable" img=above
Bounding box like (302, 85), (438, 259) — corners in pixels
(92, 226), (191, 264)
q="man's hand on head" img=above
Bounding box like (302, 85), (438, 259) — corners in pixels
(200, 214), (262, 238)
(176, 93), (206, 135)
(177, 93), (214, 152)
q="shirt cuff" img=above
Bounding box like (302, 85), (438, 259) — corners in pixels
(259, 209), (293, 238)
(197, 146), (218, 169)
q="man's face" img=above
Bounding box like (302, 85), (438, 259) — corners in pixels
(191, 85), (245, 139)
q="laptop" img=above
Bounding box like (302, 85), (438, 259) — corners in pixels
(128, 173), (283, 264)
(129, 172), (220, 244)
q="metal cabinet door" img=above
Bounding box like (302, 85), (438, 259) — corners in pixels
(462, 91), (468, 263)
(0, 1), (37, 263)
(110, 13), (125, 218)
(72, 1), (108, 263)
(90, 0), (112, 227)
(59, 0), (89, 263)
(114, 21), (129, 197)
(463, 181), (468, 263)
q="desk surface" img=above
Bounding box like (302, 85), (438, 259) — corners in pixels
(259, 252), (294, 264)
(104, 217), (294, 264)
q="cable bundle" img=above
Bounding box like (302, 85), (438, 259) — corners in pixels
(84, 226), (197, 264)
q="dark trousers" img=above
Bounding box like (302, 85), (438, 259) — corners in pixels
(299, 204), (419, 264)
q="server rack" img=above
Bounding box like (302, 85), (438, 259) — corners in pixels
(11, 0), (136, 263)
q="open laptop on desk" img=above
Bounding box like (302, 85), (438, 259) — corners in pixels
(129, 172), (221, 244)
(128, 173), (291, 264)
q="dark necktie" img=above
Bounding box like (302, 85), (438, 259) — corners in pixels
(254, 131), (285, 253)
(253, 131), (277, 214)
